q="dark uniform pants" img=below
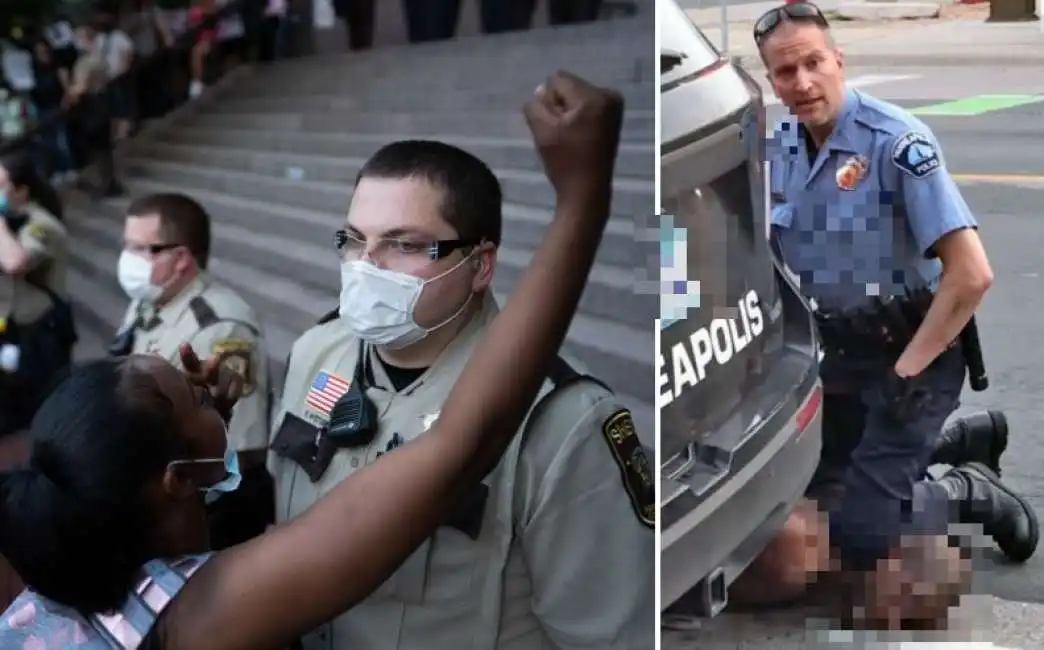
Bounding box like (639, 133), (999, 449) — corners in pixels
(807, 346), (966, 569)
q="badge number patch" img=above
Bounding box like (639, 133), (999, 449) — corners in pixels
(891, 132), (940, 178)
(212, 338), (256, 397)
(602, 409), (654, 528)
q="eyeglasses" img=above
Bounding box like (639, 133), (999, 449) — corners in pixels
(753, 2), (829, 45)
(123, 242), (181, 257)
(334, 229), (479, 267)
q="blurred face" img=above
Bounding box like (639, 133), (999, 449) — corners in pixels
(132, 356), (228, 553)
(0, 165), (30, 209)
(122, 213), (197, 300)
(762, 22), (846, 131)
(343, 177), (495, 331)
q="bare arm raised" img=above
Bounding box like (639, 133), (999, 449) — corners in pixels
(160, 71), (625, 650)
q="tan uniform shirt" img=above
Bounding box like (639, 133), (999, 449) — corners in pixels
(124, 275), (269, 452)
(0, 202), (67, 326)
(270, 292), (655, 650)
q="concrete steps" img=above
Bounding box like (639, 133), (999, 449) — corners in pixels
(68, 12), (656, 432)
(143, 127), (655, 179)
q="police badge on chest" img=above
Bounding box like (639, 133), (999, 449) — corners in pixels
(836, 155), (869, 191)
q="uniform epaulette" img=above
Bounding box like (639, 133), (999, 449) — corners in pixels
(188, 296), (219, 328)
(546, 356), (611, 394)
(316, 308), (340, 325)
(189, 294), (261, 335)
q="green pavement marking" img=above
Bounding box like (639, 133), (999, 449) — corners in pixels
(910, 94), (1044, 117)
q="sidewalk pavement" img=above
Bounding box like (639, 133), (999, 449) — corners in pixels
(685, 1), (1044, 68)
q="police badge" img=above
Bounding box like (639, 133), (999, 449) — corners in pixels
(836, 154), (869, 191)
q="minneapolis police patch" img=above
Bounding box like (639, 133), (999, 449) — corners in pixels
(891, 131), (941, 179)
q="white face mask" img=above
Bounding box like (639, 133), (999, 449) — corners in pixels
(117, 250), (164, 303)
(339, 253), (475, 349)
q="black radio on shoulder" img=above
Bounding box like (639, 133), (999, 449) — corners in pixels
(326, 340), (380, 448)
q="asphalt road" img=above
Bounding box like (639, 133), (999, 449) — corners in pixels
(666, 88), (1044, 647)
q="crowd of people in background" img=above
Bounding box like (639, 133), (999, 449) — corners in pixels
(0, 0), (293, 198)
(0, 0), (616, 198)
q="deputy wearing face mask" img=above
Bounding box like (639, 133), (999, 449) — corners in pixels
(111, 191), (274, 551)
(269, 139), (654, 650)
(0, 153), (73, 438)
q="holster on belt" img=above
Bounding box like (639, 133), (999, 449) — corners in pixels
(815, 289), (933, 360)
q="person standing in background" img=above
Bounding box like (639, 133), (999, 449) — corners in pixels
(42, 15), (80, 72)
(258, 0), (290, 62)
(187, 0), (220, 98)
(214, 0), (248, 73)
(0, 37), (35, 99)
(480, 0), (535, 35)
(332, 0), (376, 50)
(66, 22), (124, 198)
(401, 0), (460, 43)
(93, 7), (137, 142)
(30, 40), (78, 185)
(123, 0), (169, 121)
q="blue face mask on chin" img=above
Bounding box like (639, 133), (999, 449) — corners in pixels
(204, 445), (242, 504)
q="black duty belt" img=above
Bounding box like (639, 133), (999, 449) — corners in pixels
(814, 288), (934, 360)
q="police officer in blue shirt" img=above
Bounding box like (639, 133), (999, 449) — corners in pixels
(729, 2), (1039, 625)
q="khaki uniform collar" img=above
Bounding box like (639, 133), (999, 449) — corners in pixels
(140, 274), (209, 330)
(365, 291), (500, 393)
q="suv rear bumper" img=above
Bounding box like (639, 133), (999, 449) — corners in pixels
(660, 375), (823, 611)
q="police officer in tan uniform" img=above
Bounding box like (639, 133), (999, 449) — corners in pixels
(269, 138), (654, 650)
(0, 153), (72, 435)
(110, 192), (272, 548)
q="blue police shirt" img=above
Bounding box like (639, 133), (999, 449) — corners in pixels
(767, 88), (978, 312)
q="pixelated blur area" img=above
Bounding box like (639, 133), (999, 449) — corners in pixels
(767, 123), (913, 302)
(657, 213), (701, 328)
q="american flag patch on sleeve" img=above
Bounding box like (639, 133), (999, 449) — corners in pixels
(305, 370), (351, 416)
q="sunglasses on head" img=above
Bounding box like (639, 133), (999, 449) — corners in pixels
(753, 2), (829, 45)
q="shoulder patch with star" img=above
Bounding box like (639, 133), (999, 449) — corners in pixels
(601, 409), (654, 528)
(891, 131), (941, 179)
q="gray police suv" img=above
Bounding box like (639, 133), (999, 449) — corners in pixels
(659, 0), (824, 617)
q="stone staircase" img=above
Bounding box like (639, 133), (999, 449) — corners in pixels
(66, 12), (656, 433)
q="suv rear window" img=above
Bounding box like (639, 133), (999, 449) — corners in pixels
(660, 0), (723, 84)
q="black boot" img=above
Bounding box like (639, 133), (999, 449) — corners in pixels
(930, 410), (1008, 473)
(936, 462), (1038, 563)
